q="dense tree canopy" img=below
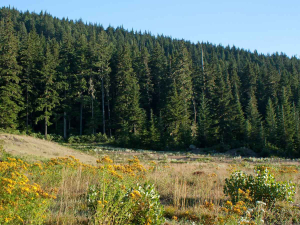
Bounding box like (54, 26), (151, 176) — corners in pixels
(1, 7), (300, 157)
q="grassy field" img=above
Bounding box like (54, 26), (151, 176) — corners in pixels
(1, 135), (300, 224)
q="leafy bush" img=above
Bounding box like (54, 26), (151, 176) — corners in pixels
(224, 166), (296, 205)
(46, 134), (64, 142)
(88, 183), (164, 225)
(87, 156), (164, 224)
(68, 133), (109, 144)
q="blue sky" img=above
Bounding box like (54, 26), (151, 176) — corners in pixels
(1, 0), (299, 58)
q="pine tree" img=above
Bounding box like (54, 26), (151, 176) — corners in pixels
(246, 93), (263, 151)
(89, 30), (112, 135)
(135, 46), (153, 117)
(232, 82), (245, 142)
(58, 29), (75, 138)
(18, 29), (41, 132)
(163, 81), (188, 146)
(35, 40), (60, 139)
(149, 42), (166, 116)
(113, 44), (144, 136)
(171, 42), (193, 121)
(0, 12), (23, 129)
(211, 64), (235, 144)
(265, 98), (277, 145)
(276, 87), (295, 154)
(197, 92), (213, 147)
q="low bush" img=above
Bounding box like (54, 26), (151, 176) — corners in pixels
(87, 156), (165, 224)
(68, 133), (109, 144)
(224, 166), (296, 205)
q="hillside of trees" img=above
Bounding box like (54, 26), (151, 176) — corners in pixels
(1, 7), (300, 156)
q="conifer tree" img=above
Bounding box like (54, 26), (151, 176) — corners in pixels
(58, 29), (75, 138)
(35, 40), (60, 138)
(89, 30), (112, 134)
(246, 93), (263, 151)
(232, 82), (245, 142)
(0, 13), (23, 129)
(18, 29), (42, 132)
(149, 42), (166, 116)
(135, 46), (153, 117)
(163, 81), (188, 145)
(197, 92), (213, 147)
(265, 98), (277, 145)
(276, 87), (295, 154)
(211, 64), (234, 144)
(171, 42), (193, 120)
(113, 43), (144, 136)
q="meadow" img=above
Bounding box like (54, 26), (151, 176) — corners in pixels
(1, 138), (300, 224)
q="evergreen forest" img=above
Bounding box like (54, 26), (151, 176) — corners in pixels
(1, 7), (300, 157)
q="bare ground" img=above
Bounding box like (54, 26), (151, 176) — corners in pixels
(0, 133), (97, 165)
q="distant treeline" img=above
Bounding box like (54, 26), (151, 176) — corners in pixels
(1, 7), (300, 156)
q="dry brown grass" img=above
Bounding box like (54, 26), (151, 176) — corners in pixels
(0, 134), (97, 164)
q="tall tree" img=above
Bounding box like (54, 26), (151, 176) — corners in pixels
(149, 42), (166, 116)
(35, 40), (60, 139)
(197, 92), (213, 147)
(211, 64), (235, 144)
(265, 98), (277, 146)
(0, 12), (23, 129)
(113, 44), (144, 137)
(89, 30), (112, 135)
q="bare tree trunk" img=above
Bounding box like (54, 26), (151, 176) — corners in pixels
(64, 90), (67, 139)
(107, 92), (112, 138)
(91, 95), (94, 135)
(80, 100), (83, 136)
(193, 99), (197, 124)
(64, 112), (67, 139)
(26, 83), (29, 134)
(102, 77), (105, 135)
(45, 106), (48, 140)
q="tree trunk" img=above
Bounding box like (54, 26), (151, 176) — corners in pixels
(64, 111), (67, 139)
(91, 95), (94, 135)
(193, 99), (197, 124)
(80, 101), (83, 136)
(102, 77), (105, 135)
(45, 107), (48, 140)
(63, 90), (67, 139)
(26, 83), (28, 134)
(107, 92), (112, 138)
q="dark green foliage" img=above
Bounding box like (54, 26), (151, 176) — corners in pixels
(0, 11), (23, 129)
(113, 44), (144, 137)
(0, 7), (300, 156)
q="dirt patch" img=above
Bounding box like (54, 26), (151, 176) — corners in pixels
(0, 134), (97, 165)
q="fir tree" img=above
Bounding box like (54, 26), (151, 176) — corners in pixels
(265, 98), (277, 145)
(197, 92), (213, 147)
(35, 40), (60, 138)
(113, 44), (144, 136)
(0, 12), (23, 129)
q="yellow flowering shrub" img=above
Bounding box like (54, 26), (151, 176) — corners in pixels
(0, 157), (55, 224)
(88, 156), (164, 224)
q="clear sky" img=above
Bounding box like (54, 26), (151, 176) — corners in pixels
(1, 0), (299, 58)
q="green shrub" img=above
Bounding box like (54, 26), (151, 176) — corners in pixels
(224, 166), (296, 205)
(88, 182), (164, 225)
(68, 133), (109, 144)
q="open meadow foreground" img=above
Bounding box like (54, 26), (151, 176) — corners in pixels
(1, 133), (300, 224)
